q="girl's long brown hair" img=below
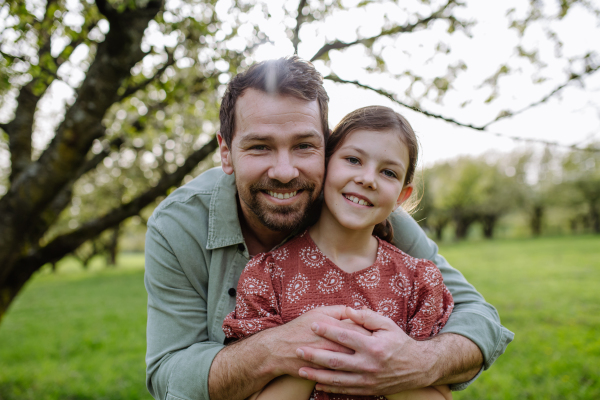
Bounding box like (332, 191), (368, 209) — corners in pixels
(327, 106), (419, 243)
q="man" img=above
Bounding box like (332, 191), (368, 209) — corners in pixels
(145, 56), (513, 400)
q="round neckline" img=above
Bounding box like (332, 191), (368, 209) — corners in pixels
(302, 229), (384, 276)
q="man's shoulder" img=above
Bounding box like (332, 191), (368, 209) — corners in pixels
(153, 167), (226, 213)
(149, 167), (228, 227)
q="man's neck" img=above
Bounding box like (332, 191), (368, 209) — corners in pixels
(238, 203), (291, 256)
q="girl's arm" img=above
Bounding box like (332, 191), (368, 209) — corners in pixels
(247, 375), (315, 400)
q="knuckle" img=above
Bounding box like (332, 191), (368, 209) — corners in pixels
(328, 356), (343, 369)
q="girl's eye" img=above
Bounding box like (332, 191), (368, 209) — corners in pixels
(383, 169), (397, 178)
(346, 157), (360, 165)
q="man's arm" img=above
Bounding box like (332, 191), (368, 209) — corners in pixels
(145, 217), (224, 400)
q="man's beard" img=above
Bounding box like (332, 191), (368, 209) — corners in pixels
(238, 177), (322, 232)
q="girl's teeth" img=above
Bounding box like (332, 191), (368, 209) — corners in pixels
(353, 197), (359, 203)
(358, 200), (366, 206)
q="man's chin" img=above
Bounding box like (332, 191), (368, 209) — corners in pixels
(258, 211), (308, 232)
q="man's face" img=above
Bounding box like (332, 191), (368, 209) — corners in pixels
(219, 88), (326, 232)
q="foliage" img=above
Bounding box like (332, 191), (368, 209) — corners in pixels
(1, 236), (599, 399)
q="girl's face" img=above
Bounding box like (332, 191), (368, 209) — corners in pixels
(323, 129), (413, 232)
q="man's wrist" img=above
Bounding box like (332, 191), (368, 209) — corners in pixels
(425, 333), (483, 386)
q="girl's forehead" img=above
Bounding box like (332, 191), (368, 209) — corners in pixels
(336, 129), (410, 164)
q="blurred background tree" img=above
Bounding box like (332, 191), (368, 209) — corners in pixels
(0, 0), (599, 322)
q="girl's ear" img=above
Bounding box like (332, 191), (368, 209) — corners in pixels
(394, 184), (413, 210)
(217, 132), (234, 175)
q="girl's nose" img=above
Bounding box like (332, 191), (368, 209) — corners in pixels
(355, 168), (377, 190)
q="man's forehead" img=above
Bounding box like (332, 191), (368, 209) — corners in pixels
(234, 89), (322, 133)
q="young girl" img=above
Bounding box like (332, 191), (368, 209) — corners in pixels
(222, 106), (454, 400)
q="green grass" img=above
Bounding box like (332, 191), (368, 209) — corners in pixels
(0, 254), (151, 400)
(0, 236), (599, 399)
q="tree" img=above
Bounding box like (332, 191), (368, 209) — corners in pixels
(1, 0), (599, 322)
(562, 143), (600, 233)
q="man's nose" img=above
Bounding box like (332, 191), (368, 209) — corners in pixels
(268, 151), (299, 183)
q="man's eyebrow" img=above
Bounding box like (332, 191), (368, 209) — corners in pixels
(238, 131), (323, 144)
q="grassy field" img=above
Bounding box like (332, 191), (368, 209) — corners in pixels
(0, 236), (598, 400)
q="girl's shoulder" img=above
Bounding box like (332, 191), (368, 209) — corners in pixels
(376, 237), (437, 272)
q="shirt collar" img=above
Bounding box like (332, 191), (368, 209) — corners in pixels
(206, 172), (245, 250)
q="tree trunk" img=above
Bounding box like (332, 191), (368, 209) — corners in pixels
(530, 205), (544, 237)
(454, 215), (476, 240)
(107, 226), (120, 266)
(591, 201), (600, 234)
(481, 214), (497, 239)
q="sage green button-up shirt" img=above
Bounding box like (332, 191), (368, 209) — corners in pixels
(145, 167), (513, 400)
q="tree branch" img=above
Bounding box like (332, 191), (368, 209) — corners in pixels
(309, 0), (457, 62)
(117, 50), (175, 102)
(20, 135), (218, 269)
(325, 74), (600, 153)
(482, 63), (600, 128)
(292, 0), (308, 55)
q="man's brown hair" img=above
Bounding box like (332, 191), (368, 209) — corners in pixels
(219, 56), (330, 148)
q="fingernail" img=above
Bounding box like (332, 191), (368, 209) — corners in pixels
(296, 349), (304, 358)
(311, 323), (319, 332)
(299, 370), (308, 379)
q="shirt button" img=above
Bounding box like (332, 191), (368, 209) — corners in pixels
(237, 243), (245, 252)
(228, 288), (236, 297)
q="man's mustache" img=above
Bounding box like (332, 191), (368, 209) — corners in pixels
(249, 178), (316, 192)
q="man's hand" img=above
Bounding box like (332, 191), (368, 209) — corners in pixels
(208, 305), (371, 400)
(296, 307), (483, 396)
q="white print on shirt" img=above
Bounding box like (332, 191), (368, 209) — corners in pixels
(401, 253), (419, 271)
(299, 246), (327, 269)
(286, 273), (309, 303)
(272, 247), (289, 261)
(317, 270), (344, 294)
(239, 319), (263, 336)
(356, 266), (381, 289)
(241, 277), (268, 296)
(350, 293), (370, 310)
(376, 298), (399, 319)
(376, 247), (392, 266)
(390, 271), (411, 298)
(423, 264), (442, 287)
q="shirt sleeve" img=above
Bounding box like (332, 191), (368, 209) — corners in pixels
(406, 260), (454, 341)
(144, 216), (222, 400)
(222, 253), (284, 339)
(389, 209), (514, 390)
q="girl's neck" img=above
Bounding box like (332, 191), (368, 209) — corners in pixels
(309, 206), (379, 274)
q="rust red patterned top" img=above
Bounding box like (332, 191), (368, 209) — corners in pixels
(222, 231), (454, 400)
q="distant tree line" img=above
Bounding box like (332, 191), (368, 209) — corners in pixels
(412, 145), (600, 240)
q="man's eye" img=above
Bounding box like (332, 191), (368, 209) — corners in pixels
(297, 143), (312, 150)
(346, 157), (360, 165)
(251, 145), (267, 151)
(383, 169), (397, 178)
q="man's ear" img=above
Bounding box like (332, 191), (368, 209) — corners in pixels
(217, 132), (234, 175)
(394, 184), (413, 210)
